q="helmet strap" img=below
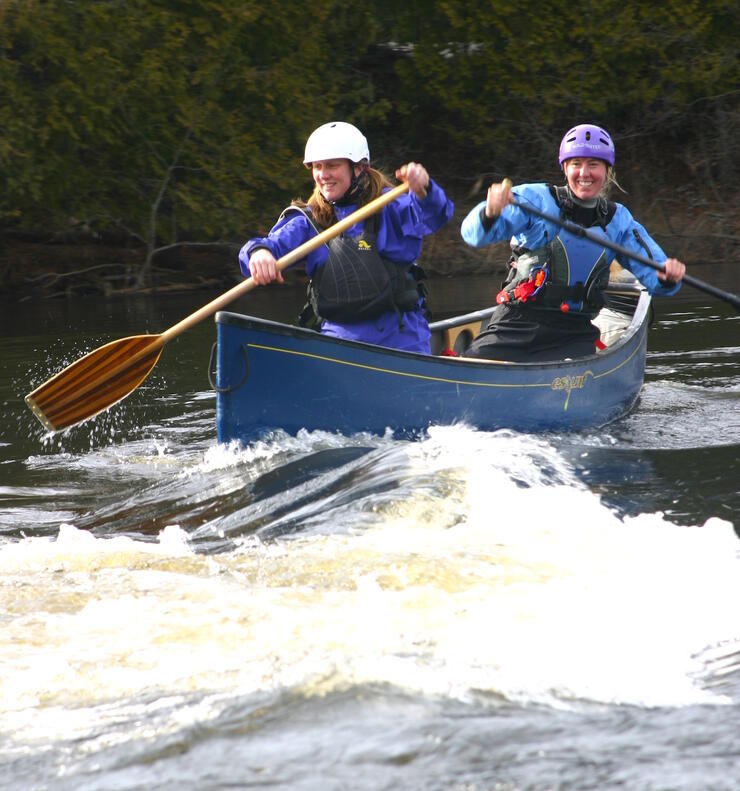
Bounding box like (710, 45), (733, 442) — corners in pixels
(332, 163), (369, 206)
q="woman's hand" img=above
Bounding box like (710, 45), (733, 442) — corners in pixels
(248, 248), (284, 286)
(485, 178), (513, 219)
(658, 257), (686, 285)
(396, 162), (430, 198)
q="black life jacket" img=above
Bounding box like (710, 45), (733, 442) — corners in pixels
(286, 206), (427, 328)
(497, 186), (618, 316)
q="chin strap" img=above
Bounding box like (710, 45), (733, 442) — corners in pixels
(332, 166), (370, 206)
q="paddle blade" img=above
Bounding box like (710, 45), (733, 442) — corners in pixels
(25, 335), (164, 432)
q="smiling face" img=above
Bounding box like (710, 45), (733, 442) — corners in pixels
(311, 159), (362, 202)
(563, 157), (608, 200)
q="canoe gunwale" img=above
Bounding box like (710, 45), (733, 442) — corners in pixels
(214, 286), (650, 372)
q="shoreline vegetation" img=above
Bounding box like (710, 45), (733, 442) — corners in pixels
(3, 191), (737, 301)
(2, 3), (737, 301)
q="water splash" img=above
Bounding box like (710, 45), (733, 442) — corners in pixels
(2, 426), (737, 748)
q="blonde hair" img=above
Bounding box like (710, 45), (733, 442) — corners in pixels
(604, 167), (625, 196)
(292, 166), (394, 229)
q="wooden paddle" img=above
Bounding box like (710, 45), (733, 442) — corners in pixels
(498, 179), (740, 313)
(25, 182), (411, 432)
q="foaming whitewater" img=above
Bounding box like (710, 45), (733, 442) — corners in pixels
(2, 424), (738, 766)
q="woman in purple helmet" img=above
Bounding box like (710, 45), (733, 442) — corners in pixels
(460, 123), (686, 361)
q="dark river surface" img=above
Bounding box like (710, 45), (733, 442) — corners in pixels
(1, 272), (739, 790)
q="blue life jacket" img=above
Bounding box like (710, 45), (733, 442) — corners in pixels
(497, 186), (617, 315)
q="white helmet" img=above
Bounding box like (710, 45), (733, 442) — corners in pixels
(303, 121), (370, 165)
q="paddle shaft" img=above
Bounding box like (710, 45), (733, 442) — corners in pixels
(89, 183), (413, 371)
(428, 284), (645, 333)
(112, 183), (412, 365)
(509, 196), (740, 312)
(161, 182), (411, 343)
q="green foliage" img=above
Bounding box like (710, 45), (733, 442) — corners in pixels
(379, 0), (739, 179)
(0, 0), (351, 244)
(1, 0), (738, 278)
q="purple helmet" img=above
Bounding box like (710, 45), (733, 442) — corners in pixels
(558, 124), (615, 166)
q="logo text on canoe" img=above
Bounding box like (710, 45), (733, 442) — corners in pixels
(551, 370), (594, 410)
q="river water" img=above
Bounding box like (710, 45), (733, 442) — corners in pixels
(1, 276), (739, 790)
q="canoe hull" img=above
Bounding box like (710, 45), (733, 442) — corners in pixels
(214, 292), (650, 443)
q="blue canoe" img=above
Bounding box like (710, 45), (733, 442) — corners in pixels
(212, 284), (650, 444)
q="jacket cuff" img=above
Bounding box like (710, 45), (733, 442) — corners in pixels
(480, 207), (497, 232)
(247, 244), (271, 259)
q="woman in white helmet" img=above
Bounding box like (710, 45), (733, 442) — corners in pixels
(239, 121), (454, 353)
